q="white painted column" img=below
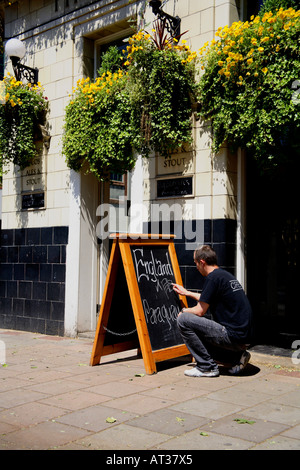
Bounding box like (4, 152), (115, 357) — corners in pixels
(128, 155), (145, 234)
(64, 170), (81, 337)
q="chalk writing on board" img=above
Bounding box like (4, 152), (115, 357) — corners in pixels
(132, 248), (173, 292)
(131, 247), (182, 342)
(142, 299), (179, 330)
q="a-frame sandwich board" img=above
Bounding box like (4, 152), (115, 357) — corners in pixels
(90, 234), (189, 374)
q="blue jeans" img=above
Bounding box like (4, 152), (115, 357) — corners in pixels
(177, 312), (247, 371)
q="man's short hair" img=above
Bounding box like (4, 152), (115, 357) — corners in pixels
(194, 245), (218, 266)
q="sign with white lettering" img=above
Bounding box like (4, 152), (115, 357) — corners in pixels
(90, 234), (189, 374)
(130, 245), (183, 351)
(157, 176), (193, 198)
(22, 192), (44, 210)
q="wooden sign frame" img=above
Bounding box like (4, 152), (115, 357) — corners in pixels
(90, 234), (189, 374)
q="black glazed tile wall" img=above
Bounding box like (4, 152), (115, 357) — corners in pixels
(143, 218), (237, 294)
(0, 226), (68, 336)
(0, 219), (236, 336)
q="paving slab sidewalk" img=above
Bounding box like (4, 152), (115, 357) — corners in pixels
(0, 329), (299, 452)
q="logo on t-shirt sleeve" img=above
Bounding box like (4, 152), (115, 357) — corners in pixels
(229, 280), (243, 292)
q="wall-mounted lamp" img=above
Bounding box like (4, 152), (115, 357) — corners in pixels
(149, 0), (181, 38)
(5, 38), (39, 85)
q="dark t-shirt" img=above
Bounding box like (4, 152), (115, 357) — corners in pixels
(200, 268), (253, 343)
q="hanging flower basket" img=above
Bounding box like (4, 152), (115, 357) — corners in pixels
(197, 7), (300, 169)
(63, 19), (199, 181)
(0, 74), (49, 170)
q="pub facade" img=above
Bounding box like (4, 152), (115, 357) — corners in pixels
(0, 0), (298, 348)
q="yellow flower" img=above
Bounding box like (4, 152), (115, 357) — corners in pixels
(262, 11), (273, 23)
(257, 47), (264, 52)
(251, 38), (258, 45)
(262, 67), (268, 74)
(247, 58), (253, 65)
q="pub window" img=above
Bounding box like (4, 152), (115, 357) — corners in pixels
(108, 171), (129, 233)
(94, 24), (132, 78)
(96, 35), (130, 77)
(109, 172), (127, 205)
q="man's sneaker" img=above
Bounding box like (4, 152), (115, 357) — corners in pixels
(228, 351), (251, 375)
(184, 367), (219, 378)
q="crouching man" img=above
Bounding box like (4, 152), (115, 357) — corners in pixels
(173, 245), (253, 377)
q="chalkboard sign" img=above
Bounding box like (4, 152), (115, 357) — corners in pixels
(130, 245), (183, 351)
(103, 258), (138, 347)
(90, 234), (189, 374)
